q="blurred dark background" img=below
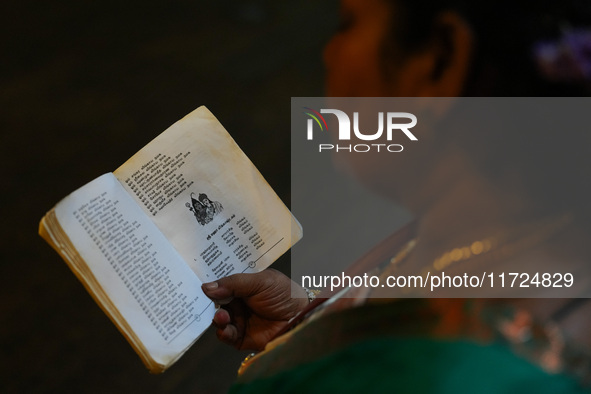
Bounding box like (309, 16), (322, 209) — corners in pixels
(1, 1), (336, 392)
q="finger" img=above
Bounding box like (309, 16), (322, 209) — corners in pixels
(216, 323), (240, 348)
(221, 299), (250, 348)
(214, 301), (247, 348)
(212, 308), (231, 328)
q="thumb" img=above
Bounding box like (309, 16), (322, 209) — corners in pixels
(201, 270), (273, 303)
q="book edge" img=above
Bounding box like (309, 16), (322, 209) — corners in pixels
(39, 209), (170, 374)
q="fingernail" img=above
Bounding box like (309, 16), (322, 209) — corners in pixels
(203, 281), (218, 290)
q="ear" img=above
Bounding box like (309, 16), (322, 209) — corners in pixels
(393, 11), (473, 98)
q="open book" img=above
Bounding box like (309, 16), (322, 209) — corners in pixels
(39, 106), (302, 373)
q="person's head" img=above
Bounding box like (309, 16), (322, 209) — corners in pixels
(324, 0), (591, 97)
(199, 193), (212, 207)
(323, 0), (591, 220)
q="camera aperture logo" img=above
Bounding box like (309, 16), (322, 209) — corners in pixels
(304, 107), (417, 153)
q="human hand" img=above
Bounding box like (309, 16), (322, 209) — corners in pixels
(201, 269), (309, 351)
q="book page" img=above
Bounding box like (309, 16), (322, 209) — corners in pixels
(114, 106), (302, 282)
(54, 173), (214, 368)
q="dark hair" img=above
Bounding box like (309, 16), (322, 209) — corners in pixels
(381, 1), (591, 220)
(384, 0), (591, 96)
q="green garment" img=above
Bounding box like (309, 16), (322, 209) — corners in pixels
(231, 337), (589, 393)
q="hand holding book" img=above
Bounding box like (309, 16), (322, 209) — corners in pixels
(201, 269), (309, 351)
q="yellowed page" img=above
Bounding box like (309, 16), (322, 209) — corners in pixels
(114, 106), (302, 282)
